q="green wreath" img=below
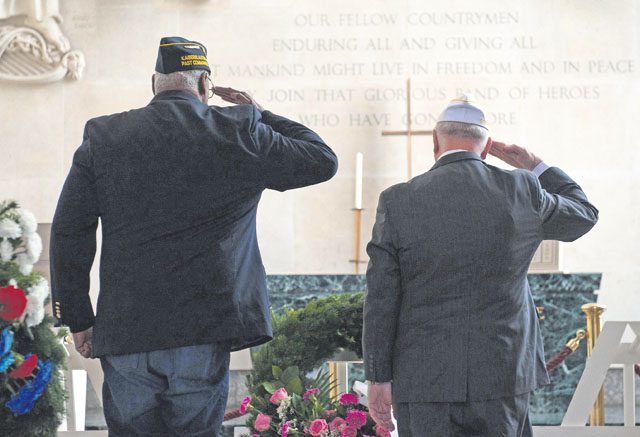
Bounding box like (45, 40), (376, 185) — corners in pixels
(251, 293), (365, 383)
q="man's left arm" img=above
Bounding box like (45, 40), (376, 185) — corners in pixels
(363, 191), (401, 431)
(50, 126), (99, 347)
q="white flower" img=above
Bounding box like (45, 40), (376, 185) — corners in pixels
(27, 278), (49, 302)
(0, 219), (22, 239)
(276, 396), (292, 421)
(0, 238), (13, 261)
(8, 278), (17, 287)
(16, 253), (33, 275)
(25, 295), (45, 327)
(25, 233), (42, 264)
(17, 209), (38, 235)
(25, 278), (49, 327)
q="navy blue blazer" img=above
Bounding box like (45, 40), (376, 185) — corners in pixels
(50, 90), (338, 357)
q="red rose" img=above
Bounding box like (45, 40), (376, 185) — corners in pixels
(239, 396), (251, 414)
(303, 387), (320, 401)
(0, 285), (27, 321)
(338, 392), (359, 405)
(254, 413), (271, 432)
(341, 425), (358, 437)
(345, 410), (368, 429)
(8, 354), (38, 379)
(307, 419), (328, 436)
(330, 417), (347, 431)
(270, 387), (289, 405)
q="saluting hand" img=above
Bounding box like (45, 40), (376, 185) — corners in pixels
(72, 327), (94, 359)
(489, 141), (542, 171)
(367, 382), (396, 432)
(213, 86), (265, 112)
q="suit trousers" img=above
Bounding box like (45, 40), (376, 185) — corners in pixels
(394, 392), (532, 437)
(100, 342), (231, 437)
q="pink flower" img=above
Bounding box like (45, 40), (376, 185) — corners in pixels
(270, 387), (289, 405)
(341, 425), (358, 437)
(281, 420), (291, 437)
(303, 387), (321, 401)
(307, 418), (329, 436)
(329, 417), (347, 431)
(345, 410), (368, 429)
(339, 392), (359, 405)
(251, 435), (260, 437)
(239, 396), (251, 414)
(375, 424), (392, 437)
(324, 409), (337, 417)
(254, 413), (271, 432)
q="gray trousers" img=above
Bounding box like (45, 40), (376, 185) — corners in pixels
(395, 392), (532, 437)
(100, 342), (231, 437)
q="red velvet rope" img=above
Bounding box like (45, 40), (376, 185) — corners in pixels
(545, 346), (573, 372)
(223, 408), (246, 422)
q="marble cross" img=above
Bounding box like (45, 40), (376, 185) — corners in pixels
(381, 78), (433, 180)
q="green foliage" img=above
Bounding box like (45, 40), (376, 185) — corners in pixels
(251, 293), (365, 384)
(0, 271), (67, 436)
(0, 200), (18, 217)
(0, 261), (43, 290)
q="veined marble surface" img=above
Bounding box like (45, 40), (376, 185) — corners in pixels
(265, 273), (602, 426)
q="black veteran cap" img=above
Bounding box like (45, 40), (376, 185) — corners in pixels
(155, 36), (210, 74)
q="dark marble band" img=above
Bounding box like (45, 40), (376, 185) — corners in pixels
(265, 273), (602, 425)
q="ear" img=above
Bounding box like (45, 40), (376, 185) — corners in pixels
(433, 130), (440, 156)
(198, 73), (208, 97)
(151, 74), (156, 95)
(480, 136), (493, 160)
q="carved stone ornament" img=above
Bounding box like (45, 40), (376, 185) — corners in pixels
(0, 0), (84, 83)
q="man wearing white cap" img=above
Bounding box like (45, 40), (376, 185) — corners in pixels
(363, 94), (598, 436)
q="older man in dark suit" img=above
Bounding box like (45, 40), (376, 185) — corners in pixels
(50, 36), (337, 436)
(363, 95), (598, 436)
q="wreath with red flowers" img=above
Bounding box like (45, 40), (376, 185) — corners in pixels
(0, 200), (67, 436)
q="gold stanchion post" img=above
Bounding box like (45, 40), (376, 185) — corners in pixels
(328, 361), (339, 400)
(581, 303), (607, 426)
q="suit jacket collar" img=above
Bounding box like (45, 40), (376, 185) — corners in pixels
(150, 90), (203, 105)
(430, 151), (483, 171)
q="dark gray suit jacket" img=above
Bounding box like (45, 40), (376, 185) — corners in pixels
(50, 90), (337, 357)
(363, 151), (598, 402)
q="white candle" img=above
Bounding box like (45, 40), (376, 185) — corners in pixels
(355, 152), (363, 209)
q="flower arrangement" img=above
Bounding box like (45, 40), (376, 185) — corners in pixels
(242, 365), (391, 437)
(0, 200), (48, 329)
(0, 200), (67, 436)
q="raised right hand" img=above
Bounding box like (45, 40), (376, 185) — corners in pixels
(213, 86), (265, 112)
(489, 141), (542, 171)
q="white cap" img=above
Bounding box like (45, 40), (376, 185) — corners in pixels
(437, 93), (488, 130)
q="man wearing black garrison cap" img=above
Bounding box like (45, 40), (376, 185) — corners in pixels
(50, 36), (338, 436)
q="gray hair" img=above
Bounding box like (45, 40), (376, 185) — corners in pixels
(435, 121), (489, 143)
(154, 70), (203, 94)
